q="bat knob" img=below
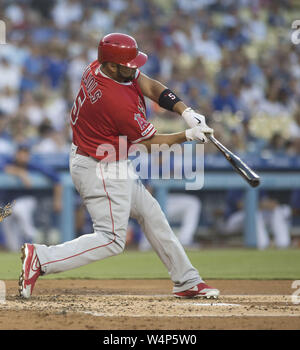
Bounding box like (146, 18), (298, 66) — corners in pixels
(250, 178), (260, 188)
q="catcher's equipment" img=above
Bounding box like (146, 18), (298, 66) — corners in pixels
(98, 33), (148, 68)
(0, 201), (14, 223)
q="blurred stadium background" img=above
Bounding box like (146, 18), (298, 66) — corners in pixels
(0, 0), (300, 253)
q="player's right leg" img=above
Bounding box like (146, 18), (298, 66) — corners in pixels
(19, 148), (132, 297)
(19, 243), (41, 298)
(35, 156), (132, 274)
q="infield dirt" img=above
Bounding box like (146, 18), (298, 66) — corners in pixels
(1, 279), (299, 330)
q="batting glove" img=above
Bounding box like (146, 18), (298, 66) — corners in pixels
(185, 125), (214, 143)
(182, 107), (211, 130)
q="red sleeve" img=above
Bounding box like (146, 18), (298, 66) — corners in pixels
(112, 71), (157, 143)
(117, 111), (157, 144)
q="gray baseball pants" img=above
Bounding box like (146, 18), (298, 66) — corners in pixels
(34, 144), (202, 293)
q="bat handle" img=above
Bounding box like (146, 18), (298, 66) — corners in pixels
(206, 133), (216, 142)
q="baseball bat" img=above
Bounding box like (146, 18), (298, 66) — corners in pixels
(207, 134), (260, 188)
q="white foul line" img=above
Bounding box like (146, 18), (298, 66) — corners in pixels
(80, 311), (300, 318)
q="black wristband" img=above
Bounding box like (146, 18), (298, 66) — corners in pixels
(158, 89), (181, 111)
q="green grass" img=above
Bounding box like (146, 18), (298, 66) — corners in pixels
(0, 248), (299, 280)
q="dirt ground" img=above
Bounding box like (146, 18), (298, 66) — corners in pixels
(0, 279), (300, 330)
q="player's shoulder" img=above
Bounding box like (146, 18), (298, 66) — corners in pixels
(82, 60), (100, 76)
(90, 59), (100, 71)
(81, 60), (110, 95)
(80, 60), (98, 83)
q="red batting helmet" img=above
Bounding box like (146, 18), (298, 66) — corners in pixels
(98, 33), (148, 68)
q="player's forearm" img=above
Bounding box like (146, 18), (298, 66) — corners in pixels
(139, 132), (187, 151)
(140, 76), (187, 114)
(172, 101), (189, 115)
(140, 76), (166, 102)
(138, 73), (190, 116)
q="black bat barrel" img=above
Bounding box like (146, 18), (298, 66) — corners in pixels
(207, 135), (260, 188)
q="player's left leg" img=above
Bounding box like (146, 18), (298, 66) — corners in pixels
(130, 176), (219, 297)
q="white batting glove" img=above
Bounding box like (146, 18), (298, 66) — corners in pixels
(182, 107), (211, 130)
(185, 125), (214, 143)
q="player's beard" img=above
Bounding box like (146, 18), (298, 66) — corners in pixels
(116, 65), (136, 82)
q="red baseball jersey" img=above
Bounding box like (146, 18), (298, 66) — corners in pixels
(71, 60), (157, 161)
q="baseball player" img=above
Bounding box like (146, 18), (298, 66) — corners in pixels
(19, 33), (220, 299)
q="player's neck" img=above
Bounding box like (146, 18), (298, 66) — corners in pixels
(100, 65), (125, 83)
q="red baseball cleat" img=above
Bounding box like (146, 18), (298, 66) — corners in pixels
(174, 282), (220, 299)
(19, 244), (41, 298)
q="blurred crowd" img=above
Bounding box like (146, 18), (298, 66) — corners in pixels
(0, 0), (299, 158)
(0, 0), (300, 250)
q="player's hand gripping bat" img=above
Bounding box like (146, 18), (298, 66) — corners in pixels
(206, 134), (260, 188)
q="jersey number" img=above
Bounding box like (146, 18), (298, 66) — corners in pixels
(70, 86), (86, 125)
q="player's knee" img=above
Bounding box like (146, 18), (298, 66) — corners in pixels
(113, 237), (126, 255)
(107, 233), (126, 256)
(93, 231), (125, 256)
